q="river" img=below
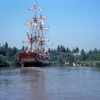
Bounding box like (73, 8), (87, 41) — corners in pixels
(0, 66), (100, 100)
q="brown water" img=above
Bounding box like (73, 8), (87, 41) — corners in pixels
(0, 66), (100, 100)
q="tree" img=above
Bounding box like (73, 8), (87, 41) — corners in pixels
(73, 47), (79, 53)
(66, 47), (71, 53)
(22, 46), (25, 51)
(0, 47), (6, 56)
(80, 49), (86, 61)
(57, 45), (61, 52)
(4, 42), (8, 49)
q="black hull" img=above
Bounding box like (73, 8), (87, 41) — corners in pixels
(22, 62), (50, 67)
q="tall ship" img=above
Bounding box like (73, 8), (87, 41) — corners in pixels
(19, 2), (50, 67)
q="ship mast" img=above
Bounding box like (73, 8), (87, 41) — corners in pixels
(25, 2), (48, 53)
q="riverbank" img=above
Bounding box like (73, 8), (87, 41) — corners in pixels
(0, 43), (100, 68)
(51, 61), (100, 67)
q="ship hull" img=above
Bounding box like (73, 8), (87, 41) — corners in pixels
(19, 51), (50, 67)
(22, 61), (49, 67)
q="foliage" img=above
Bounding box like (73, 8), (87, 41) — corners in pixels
(49, 45), (100, 67)
(0, 42), (21, 67)
(0, 43), (100, 67)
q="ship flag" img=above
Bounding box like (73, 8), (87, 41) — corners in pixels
(27, 33), (30, 42)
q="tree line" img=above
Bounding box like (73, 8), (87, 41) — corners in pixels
(0, 42), (100, 67)
(50, 45), (100, 67)
(0, 42), (20, 67)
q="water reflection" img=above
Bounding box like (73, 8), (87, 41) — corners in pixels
(0, 79), (12, 86)
(0, 67), (100, 100)
(21, 67), (47, 100)
(92, 67), (100, 72)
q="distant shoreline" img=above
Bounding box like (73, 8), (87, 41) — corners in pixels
(0, 43), (100, 68)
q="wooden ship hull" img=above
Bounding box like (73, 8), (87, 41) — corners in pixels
(19, 51), (50, 67)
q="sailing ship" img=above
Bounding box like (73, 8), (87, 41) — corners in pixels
(19, 2), (50, 67)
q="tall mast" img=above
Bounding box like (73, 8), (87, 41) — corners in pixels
(39, 14), (48, 53)
(26, 2), (41, 51)
(25, 2), (48, 53)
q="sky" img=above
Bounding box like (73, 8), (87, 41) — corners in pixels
(0, 0), (100, 51)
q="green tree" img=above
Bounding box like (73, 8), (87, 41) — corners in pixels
(73, 47), (79, 53)
(80, 49), (86, 61)
(4, 42), (8, 49)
